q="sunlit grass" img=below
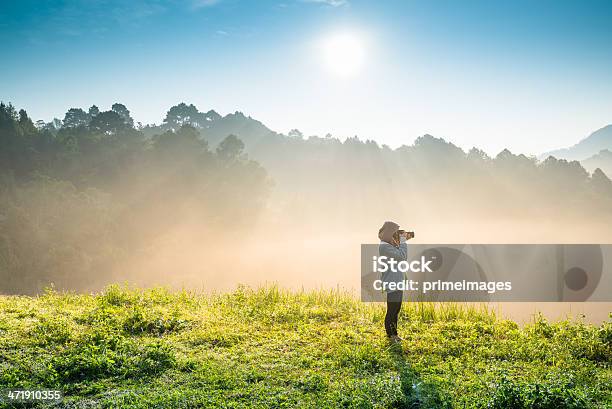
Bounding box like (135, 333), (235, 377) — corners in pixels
(0, 284), (610, 408)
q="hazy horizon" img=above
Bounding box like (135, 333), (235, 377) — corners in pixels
(5, 100), (612, 159)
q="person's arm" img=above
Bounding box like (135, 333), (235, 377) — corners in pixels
(381, 239), (407, 261)
(397, 236), (408, 261)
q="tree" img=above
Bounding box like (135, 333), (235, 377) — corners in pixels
(540, 156), (589, 184)
(62, 108), (90, 128)
(36, 118), (61, 132)
(0, 102), (18, 126)
(204, 109), (221, 122)
(591, 168), (612, 195)
(88, 105), (100, 117)
(163, 103), (205, 129)
(154, 124), (208, 156)
(111, 103), (134, 128)
(0, 105), (43, 177)
(18, 109), (36, 135)
(216, 134), (244, 161)
(288, 129), (304, 139)
(467, 147), (490, 164)
(0, 103), (19, 171)
(89, 110), (127, 135)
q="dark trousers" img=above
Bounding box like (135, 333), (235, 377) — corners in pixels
(385, 290), (403, 336)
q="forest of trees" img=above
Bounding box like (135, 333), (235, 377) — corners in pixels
(0, 102), (269, 293)
(2, 100), (612, 294)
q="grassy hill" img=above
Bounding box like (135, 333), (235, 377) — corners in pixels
(0, 286), (610, 408)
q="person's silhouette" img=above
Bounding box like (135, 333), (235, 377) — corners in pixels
(378, 221), (411, 342)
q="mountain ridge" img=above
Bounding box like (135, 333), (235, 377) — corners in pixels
(541, 124), (612, 161)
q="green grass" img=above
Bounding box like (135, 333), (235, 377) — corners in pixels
(0, 285), (610, 408)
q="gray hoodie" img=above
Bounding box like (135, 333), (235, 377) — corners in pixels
(378, 221), (408, 292)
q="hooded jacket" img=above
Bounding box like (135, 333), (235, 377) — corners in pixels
(378, 221), (408, 292)
(378, 221), (399, 246)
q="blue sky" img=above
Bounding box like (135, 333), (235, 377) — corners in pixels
(1, 0), (612, 154)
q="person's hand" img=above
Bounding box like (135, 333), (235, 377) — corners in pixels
(400, 231), (409, 240)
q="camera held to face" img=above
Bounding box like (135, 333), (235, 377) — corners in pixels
(393, 230), (415, 242)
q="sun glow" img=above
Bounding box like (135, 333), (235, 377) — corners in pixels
(319, 30), (367, 78)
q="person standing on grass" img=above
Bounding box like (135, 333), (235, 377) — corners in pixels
(378, 221), (410, 343)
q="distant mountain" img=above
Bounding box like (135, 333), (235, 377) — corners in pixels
(582, 149), (612, 177)
(542, 124), (612, 161)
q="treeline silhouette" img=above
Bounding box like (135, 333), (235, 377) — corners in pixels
(2, 101), (612, 294)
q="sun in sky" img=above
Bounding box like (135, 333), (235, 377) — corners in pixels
(318, 30), (367, 78)
(2, 2), (612, 154)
